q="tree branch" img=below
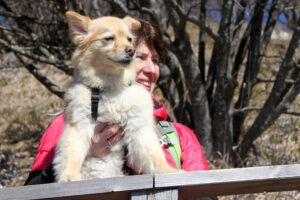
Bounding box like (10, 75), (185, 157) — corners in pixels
(0, 10), (64, 25)
(264, 80), (300, 127)
(260, 0), (281, 56)
(256, 78), (296, 84)
(164, 0), (221, 43)
(186, 1), (202, 17)
(233, 0), (249, 33)
(0, 38), (73, 75)
(260, 54), (284, 59)
(16, 55), (65, 99)
(234, 106), (300, 116)
(103, 0), (129, 15)
(233, 106), (262, 114)
(198, 0), (206, 83)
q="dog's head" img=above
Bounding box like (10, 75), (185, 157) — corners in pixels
(66, 11), (141, 74)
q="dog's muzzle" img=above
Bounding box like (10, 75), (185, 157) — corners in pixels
(118, 56), (133, 65)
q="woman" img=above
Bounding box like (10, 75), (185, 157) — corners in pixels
(25, 20), (209, 184)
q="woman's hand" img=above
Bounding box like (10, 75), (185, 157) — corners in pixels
(89, 123), (123, 158)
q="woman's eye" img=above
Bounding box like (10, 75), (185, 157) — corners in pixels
(105, 36), (115, 41)
(152, 59), (159, 64)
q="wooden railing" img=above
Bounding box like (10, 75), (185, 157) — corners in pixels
(1, 164), (299, 200)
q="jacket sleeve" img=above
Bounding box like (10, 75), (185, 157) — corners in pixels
(31, 113), (65, 172)
(24, 163), (55, 185)
(172, 122), (209, 171)
(25, 113), (65, 185)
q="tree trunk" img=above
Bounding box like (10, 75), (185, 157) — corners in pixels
(211, 0), (236, 161)
(233, 0), (268, 153)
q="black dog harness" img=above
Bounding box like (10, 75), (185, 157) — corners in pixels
(90, 82), (132, 121)
(91, 87), (100, 121)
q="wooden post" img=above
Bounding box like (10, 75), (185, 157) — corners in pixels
(131, 189), (178, 200)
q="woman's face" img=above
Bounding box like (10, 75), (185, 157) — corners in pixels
(133, 40), (160, 93)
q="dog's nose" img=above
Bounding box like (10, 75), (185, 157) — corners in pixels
(125, 47), (135, 57)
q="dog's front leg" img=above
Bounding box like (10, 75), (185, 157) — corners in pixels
(125, 125), (178, 174)
(54, 123), (91, 182)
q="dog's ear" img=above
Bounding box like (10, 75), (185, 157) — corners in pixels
(65, 11), (91, 44)
(123, 16), (141, 31)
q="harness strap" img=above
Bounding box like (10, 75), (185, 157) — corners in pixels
(156, 121), (182, 169)
(91, 88), (100, 121)
(90, 83), (130, 121)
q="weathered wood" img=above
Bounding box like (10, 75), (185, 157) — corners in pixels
(0, 165), (299, 200)
(131, 189), (178, 200)
(155, 164), (300, 199)
(0, 174), (153, 200)
(131, 190), (148, 200)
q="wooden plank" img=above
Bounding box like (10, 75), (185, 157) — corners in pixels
(1, 164), (300, 200)
(0, 174), (154, 200)
(131, 189), (178, 200)
(154, 164), (300, 199)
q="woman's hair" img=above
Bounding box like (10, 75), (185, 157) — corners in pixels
(135, 20), (164, 58)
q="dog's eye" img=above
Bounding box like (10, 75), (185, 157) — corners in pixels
(128, 37), (132, 43)
(105, 36), (115, 41)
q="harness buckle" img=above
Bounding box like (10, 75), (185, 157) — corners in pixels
(160, 137), (174, 147)
(91, 88), (100, 102)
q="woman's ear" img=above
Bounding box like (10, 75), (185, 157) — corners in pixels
(65, 11), (91, 44)
(123, 16), (141, 31)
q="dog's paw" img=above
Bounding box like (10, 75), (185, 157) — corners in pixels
(156, 165), (180, 174)
(58, 171), (82, 182)
(164, 169), (185, 174)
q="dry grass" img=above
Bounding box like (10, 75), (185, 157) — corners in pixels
(0, 23), (299, 199)
(0, 61), (67, 186)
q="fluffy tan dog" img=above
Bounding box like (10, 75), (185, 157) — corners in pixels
(53, 11), (178, 182)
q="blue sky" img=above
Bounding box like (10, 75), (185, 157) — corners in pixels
(207, 0), (289, 30)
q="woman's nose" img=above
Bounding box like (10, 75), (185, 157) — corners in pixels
(143, 58), (155, 74)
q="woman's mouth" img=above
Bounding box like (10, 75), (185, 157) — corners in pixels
(134, 80), (152, 91)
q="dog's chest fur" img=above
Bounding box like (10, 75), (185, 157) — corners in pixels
(63, 82), (154, 179)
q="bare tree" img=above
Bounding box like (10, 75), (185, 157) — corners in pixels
(0, 0), (299, 166)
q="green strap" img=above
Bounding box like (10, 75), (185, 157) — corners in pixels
(156, 121), (182, 169)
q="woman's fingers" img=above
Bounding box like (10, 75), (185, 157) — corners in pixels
(93, 123), (117, 142)
(94, 122), (109, 134)
(109, 128), (123, 146)
(103, 124), (121, 140)
(90, 122), (123, 158)
(93, 122), (108, 142)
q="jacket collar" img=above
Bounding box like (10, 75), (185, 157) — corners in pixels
(152, 96), (167, 121)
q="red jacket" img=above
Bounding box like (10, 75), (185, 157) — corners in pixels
(31, 96), (209, 172)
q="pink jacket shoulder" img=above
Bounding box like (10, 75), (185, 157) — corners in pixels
(171, 122), (209, 171)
